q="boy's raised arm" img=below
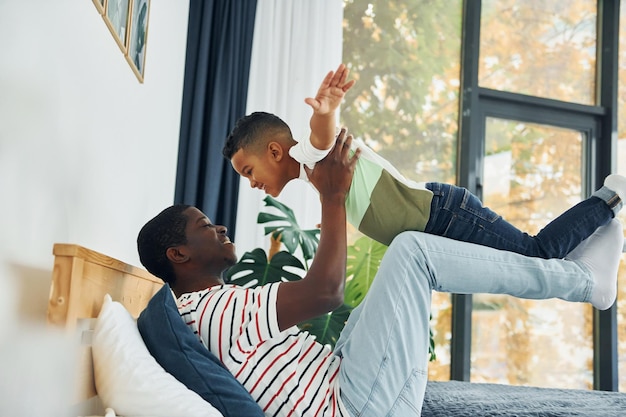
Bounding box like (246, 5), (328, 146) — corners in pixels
(305, 64), (355, 151)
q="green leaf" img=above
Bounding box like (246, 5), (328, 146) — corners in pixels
(344, 236), (388, 307)
(224, 248), (305, 287)
(257, 212), (292, 223)
(298, 304), (353, 348)
(299, 229), (321, 261)
(429, 320), (437, 362)
(258, 196), (297, 221)
(257, 196), (320, 261)
(233, 199), (438, 357)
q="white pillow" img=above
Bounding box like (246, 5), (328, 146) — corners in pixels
(92, 294), (224, 417)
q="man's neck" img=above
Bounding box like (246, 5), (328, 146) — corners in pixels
(171, 275), (224, 298)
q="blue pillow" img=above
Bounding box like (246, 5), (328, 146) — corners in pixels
(137, 284), (264, 417)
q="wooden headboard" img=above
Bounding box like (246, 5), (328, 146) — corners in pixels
(47, 243), (163, 414)
(48, 243), (163, 329)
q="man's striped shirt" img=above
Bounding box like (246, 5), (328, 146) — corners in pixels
(177, 283), (348, 416)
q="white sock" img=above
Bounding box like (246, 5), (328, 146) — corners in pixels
(604, 174), (626, 202)
(565, 219), (623, 310)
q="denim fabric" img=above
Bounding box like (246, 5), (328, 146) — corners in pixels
(335, 231), (593, 417)
(423, 182), (616, 259)
(592, 185), (623, 215)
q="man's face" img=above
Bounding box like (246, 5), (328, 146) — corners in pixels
(183, 207), (238, 269)
(230, 146), (290, 198)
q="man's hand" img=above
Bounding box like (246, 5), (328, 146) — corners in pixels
(305, 128), (360, 201)
(304, 64), (356, 116)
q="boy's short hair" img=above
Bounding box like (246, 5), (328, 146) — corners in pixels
(223, 112), (293, 159)
(137, 204), (191, 285)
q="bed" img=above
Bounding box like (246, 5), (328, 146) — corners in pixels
(47, 243), (626, 416)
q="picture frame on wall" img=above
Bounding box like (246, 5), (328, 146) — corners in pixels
(125, 0), (151, 83)
(104, 0), (131, 54)
(92, 0), (106, 15)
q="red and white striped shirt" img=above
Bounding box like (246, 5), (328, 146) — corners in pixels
(177, 283), (348, 417)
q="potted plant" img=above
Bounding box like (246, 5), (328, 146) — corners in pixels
(225, 196), (435, 360)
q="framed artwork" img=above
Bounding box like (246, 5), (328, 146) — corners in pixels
(125, 0), (151, 83)
(94, 0), (149, 83)
(104, 0), (131, 53)
(92, 0), (106, 15)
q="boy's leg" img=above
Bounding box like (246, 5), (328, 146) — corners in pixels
(335, 229), (619, 417)
(425, 182), (620, 258)
(602, 174), (626, 213)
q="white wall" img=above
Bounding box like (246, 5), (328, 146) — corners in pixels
(0, 0), (189, 325)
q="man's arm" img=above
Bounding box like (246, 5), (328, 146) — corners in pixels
(275, 130), (360, 331)
(305, 64), (355, 151)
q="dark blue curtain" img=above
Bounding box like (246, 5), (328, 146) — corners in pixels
(175, 0), (258, 237)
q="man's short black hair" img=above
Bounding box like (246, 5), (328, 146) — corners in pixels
(222, 111), (292, 159)
(137, 204), (191, 285)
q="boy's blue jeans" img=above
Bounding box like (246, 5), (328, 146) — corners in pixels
(422, 182), (621, 259)
(334, 231), (594, 416)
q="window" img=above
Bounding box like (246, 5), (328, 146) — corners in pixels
(476, 120), (591, 388)
(342, 0), (621, 390)
(342, 0), (463, 380)
(479, 0), (596, 105)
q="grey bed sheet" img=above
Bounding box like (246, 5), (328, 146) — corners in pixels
(421, 380), (626, 416)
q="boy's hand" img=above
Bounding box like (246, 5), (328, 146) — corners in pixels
(305, 128), (360, 199)
(304, 64), (355, 116)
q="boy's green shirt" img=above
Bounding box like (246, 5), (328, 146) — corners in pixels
(290, 137), (433, 246)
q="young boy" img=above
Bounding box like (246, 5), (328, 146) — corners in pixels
(223, 64), (626, 259)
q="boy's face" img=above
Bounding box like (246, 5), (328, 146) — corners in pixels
(230, 145), (291, 197)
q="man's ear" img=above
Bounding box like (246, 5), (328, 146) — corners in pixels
(166, 246), (189, 264)
(267, 141), (285, 162)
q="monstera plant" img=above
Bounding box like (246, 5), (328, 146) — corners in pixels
(225, 196), (435, 360)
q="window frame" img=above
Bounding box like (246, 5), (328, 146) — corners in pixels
(454, 0), (620, 390)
